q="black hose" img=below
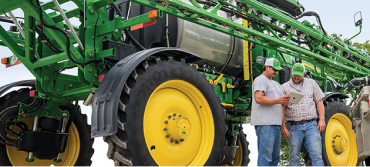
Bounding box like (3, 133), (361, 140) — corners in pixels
(220, 37), (235, 73)
(0, 16), (14, 24)
(110, 3), (146, 51)
(0, 100), (43, 146)
(35, 25), (61, 53)
(31, 0), (102, 67)
(243, 97), (252, 113)
(291, 37), (310, 45)
(0, 106), (18, 146)
(276, 10), (327, 36)
(217, 5), (311, 43)
(344, 76), (370, 92)
(61, 101), (78, 152)
(22, 98), (42, 114)
(246, 0), (327, 36)
(65, 101), (78, 134)
(295, 11), (327, 36)
(0, 15), (61, 53)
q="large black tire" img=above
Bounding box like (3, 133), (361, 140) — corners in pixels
(104, 57), (226, 166)
(319, 98), (357, 166)
(235, 131), (250, 166)
(0, 88), (94, 166)
(365, 157), (370, 166)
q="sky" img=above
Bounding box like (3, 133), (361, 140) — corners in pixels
(0, 0), (369, 166)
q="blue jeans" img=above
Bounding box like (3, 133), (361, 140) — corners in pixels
(286, 120), (324, 166)
(255, 125), (281, 166)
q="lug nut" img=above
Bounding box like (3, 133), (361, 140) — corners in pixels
(178, 115), (182, 117)
(180, 139), (184, 142)
(173, 113), (177, 116)
(168, 115), (172, 118)
(175, 141), (179, 144)
(163, 128), (167, 131)
(165, 134), (170, 138)
(164, 120), (168, 124)
(332, 145), (335, 147)
(332, 140), (335, 143)
(170, 139), (174, 143)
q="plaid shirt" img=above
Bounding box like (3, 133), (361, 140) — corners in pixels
(282, 78), (324, 121)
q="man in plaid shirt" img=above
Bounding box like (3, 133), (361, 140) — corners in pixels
(281, 63), (326, 166)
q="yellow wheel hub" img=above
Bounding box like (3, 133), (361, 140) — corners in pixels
(6, 118), (80, 166)
(332, 135), (348, 154)
(166, 115), (191, 141)
(144, 80), (215, 166)
(325, 113), (357, 166)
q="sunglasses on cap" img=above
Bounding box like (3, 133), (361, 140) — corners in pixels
(269, 66), (279, 72)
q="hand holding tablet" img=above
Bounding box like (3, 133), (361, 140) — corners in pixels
(288, 91), (305, 104)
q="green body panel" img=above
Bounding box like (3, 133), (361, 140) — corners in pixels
(205, 73), (233, 104)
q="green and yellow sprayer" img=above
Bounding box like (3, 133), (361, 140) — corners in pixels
(0, 0), (368, 165)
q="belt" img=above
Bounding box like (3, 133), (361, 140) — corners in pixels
(288, 119), (315, 125)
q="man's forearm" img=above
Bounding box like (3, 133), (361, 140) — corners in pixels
(255, 96), (279, 105)
(281, 107), (286, 127)
(316, 100), (325, 120)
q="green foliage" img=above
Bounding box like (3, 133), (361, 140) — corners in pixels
(279, 138), (290, 166)
(331, 33), (370, 54)
(331, 33), (345, 41)
(325, 68), (346, 84)
(353, 40), (370, 54)
(325, 33), (370, 82)
(279, 137), (305, 166)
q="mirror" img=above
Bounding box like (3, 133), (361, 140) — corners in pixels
(255, 56), (265, 64)
(354, 11), (363, 27)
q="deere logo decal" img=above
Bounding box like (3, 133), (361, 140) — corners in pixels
(297, 67), (300, 70)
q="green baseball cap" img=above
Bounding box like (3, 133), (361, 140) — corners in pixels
(264, 58), (284, 71)
(292, 63), (305, 76)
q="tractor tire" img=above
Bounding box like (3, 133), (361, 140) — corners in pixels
(365, 157), (370, 166)
(104, 57), (226, 166)
(232, 131), (250, 166)
(0, 88), (94, 166)
(320, 98), (357, 166)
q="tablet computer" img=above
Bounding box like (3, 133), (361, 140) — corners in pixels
(288, 91), (305, 104)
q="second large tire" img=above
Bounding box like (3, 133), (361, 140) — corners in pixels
(104, 57), (226, 166)
(233, 131), (250, 166)
(0, 88), (94, 166)
(320, 98), (357, 166)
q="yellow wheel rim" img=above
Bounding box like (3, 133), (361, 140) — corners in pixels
(233, 140), (243, 166)
(325, 113), (357, 166)
(144, 80), (215, 166)
(6, 118), (80, 166)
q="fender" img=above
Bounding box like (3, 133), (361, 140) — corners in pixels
(323, 92), (349, 102)
(91, 47), (201, 137)
(0, 79), (35, 97)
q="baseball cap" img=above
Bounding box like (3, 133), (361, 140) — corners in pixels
(291, 63), (305, 76)
(264, 58), (284, 71)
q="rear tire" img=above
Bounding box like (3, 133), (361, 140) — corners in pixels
(104, 57), (226, 166)
(365, 157), (370, 166)
(233, 131), (250, 166)
(0, 88), (94, 166)
(321, 98), (357, 166)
